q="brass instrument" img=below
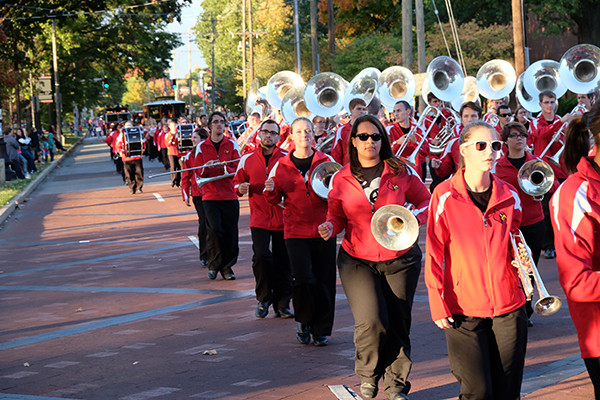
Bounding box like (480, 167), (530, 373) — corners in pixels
(516, 73), (541, 113)
(371, 204), (419, 251)
(344, 67), (381, 113)
(510, 230), (562, 316)
(559, 44), (600, 94)
(266, 71), (305, 110)
(281, 85), (314, 125)
(540, 103), (588, 167)
(451, 76), (481, 111)
(246, 79), (271, 118)
(377, 66), (415, 111)
(395, 105), (441, 165)
(517, 158), (555, 200)
(304, 72), (349, 118)
(523, 59), (567, 99)
(195, 167), (236, 189)
(476, 59), (517, 100)
(147, 158), (241, 178)
(310, 161), (342, 200)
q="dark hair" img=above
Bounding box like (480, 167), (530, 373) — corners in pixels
(498, 104), (511, 114)
(194, 127), (209, 140)
(200, 114), (207, 119)
(564, 101), (600, 173)
(500, 122), (528, 142)
(427, 92), (440, 103)
(349, 98), (367, 112)
(208, 111), (226, 126)
(460, 101), (482, 118)
(395, 100), (412, 111)
(538, 90), (556, 102)
(259, 119), (280, 134)
(348, 114), (405, 180)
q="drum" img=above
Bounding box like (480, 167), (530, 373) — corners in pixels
(124, 127), (144, 157)
(177, 124), (195, 153)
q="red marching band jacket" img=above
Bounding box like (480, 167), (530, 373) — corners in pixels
(388, 121), (431, 168)
(114, 131), (144, 162)
(180, 146), (202, 202)
(494, 152), (559, 227)
(425, 169), (526, 322)
(528, 114), (568, 181)
(233, 147), (287, 231)
(164, 128), (182, 157)
(195, 136), (241, 201)
(550, 157), (600, 358)
(264, 150), (335, 239)
(330, 123), (352, 165)
(326, 162), (430, 262)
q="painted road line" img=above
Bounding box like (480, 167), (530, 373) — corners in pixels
(0, 285), (254, 297)
(188, 235), (199, 248)
(153, 193), (165, 202)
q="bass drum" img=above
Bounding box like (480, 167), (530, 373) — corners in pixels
(124, 127), (144, 157)
(177, 124), (195, 153)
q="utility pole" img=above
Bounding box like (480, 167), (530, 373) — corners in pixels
(188, 30), (193, 118)
(173, 50), (178, 101)
(293, 0), (301, 75)
(416, 0), (426, 73)
(242, 0), (247, 103)
(512, 0), (527, 76)
(328, 0), (335, 55)
(402, 0), (413, 69)
(29, 72), (36, 130)
(211, 14), (216, 112)
(310, 0), (320, 75)
(248, 0), (255, 81)
(200, 70), (207, 114)
(51, 19), (63, 142)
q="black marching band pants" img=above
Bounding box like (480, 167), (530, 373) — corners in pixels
(337, 244), (422, 396)
(191, 196), (208, 262)
(251, 227), (292, 309)
(202, 200), (239, 273)
(284, 237), (337, 337)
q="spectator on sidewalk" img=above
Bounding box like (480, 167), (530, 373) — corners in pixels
(3, 128), (26, 179)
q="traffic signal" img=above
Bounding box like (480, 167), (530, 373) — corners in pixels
(103, 77), (109, 89)
(171, 79), (177, 89)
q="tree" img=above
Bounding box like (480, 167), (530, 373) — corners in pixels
(527, 0), (600, 45)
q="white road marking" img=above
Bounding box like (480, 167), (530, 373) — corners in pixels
(153, 193), (165, 202)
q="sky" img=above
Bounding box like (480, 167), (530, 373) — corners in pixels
(165, 0), (206, 79)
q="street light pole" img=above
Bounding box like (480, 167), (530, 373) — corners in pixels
(51, 19), (63, 143)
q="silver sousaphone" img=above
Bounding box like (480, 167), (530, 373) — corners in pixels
(344, 67), (381, 114)
(476, 59), (517, 100)
(310, 161), (342, 200)
(377, 66), (416, 111)
(426, 56), (465, 102)
(559, 43), (600, 94)
(371, 204), (419, 251)
(246, 78), (271, 118)
(523, 59), (567, 99)
(451, 76), (481, 111)
(516, 72), (541, 113)
(281, 85), (315, 125)
(304, 72), (349, 118)
(266, 71), (305, 110)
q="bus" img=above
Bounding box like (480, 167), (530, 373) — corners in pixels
(143, 97), (187, 121)
(104, 105), (132, 125)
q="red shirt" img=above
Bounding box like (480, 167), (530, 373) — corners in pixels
(330, 123), (352, 165)
(196, 136), (241, 201)
(181, 147), (202, 201)
(528, 114), (568, 181)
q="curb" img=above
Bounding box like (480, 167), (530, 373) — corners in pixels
(0, 137), (84, 227)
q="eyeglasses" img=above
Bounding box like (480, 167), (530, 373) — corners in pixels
(355, 133), (382, 142)
(508, 133), (528, 139)
(260, 129), (280, 136)
(211, 120), (225, 125)
(462, 140), (503, 152)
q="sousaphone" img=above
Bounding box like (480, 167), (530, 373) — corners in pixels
(426, 56), (465, 102)
(371, 204), (419, 251)
(523, 60), (567, 99)
(559, 43), (600, 94)
(476, 59), (517, 100)
(267, 71), (305, 110)
(377, 66), (416, 110)
(344, 68), (381, 113)
(304, 72), (349, 118)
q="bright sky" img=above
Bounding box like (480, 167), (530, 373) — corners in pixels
(166, 0), (206, 79)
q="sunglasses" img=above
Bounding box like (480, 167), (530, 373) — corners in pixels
(355, 133), (382, 142)
(462, 140), (503, 152)
(499, 113), (511, 117)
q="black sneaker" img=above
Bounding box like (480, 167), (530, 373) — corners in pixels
(313, 335), (328, 346)
(296, 323), (310, 344)
(207, 270), (218, 280)
(221, 268), (235, 280)
(255, 302), (270, 318)
(544, 249), (556, 259)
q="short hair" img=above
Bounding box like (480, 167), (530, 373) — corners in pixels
(395, 100), (412, 112)
(460, 101), (482, 118)
(498, 104), (511, 114)
(349, 98), (367, 111)
(427, 92), (440, 103)
(208, 111), (226, 126)
(250, 112), (261, 119)
(259, 119), (280, 134)
(539, 90), (556, 102)
(500, 122), (528, 142)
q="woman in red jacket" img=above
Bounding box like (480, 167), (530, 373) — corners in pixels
(425, 121), (528, 400)
(264, 117), (337, 347)
(551, 102), (600, 400)
(318, 114), (430, 400)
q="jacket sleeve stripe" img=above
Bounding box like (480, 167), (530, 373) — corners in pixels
(571, 181), (592, 243)
(435, 191), (451, 223)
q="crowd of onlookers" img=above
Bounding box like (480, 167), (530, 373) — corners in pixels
(1, 125), (65, 181)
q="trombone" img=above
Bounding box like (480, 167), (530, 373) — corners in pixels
(510, 230), (562, 316)
(147, 159), (241, 178)
(541, 103), (588, 166)
(394, 105), (441, 166)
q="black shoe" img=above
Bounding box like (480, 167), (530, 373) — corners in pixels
(296, 323), (310, 344)
(313, 335), (328, 346)
(274, 307), (294, 319)
(207, 270), (217, 280)
(544, 248), (556, 259)
(528, 319), (534, 327)
(138, 188), (143, 193)
(130, 188), (136, 194)
(255, 301), (270, 318)
(360, 382), (378, 399)
(221, 269), (235, 280)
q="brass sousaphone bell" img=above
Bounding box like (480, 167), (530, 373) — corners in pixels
(523, 60), (567, 99)
(371, 204), (419, 251)
(304, 72), (349, 118)
(281, 85), (315, 125)
(559, 44), (600, 94)
(266, 71), (305, 110)
(426, 56), (465, 102)
(377, 66), (415, 111)
(517, 158), (555, 199)
(344, 67), (381, 113)
(516, 72), (541, 113)
(310, 161), (342, 200)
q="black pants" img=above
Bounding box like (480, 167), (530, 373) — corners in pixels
(168, 154), (180, 186)
(520, 219), (546, 318)
(192, 196), (208, 262)
(9, 158), (25, 179)
(251, 227), (292, 309)
(541, 192), (554, 251)
(161, 148), (170, 169)
(584, 357), (600, 400)
(445, 306), (528, 400)
(285, 237), (337, 337)
(338, 245), (422, 396)
(429, 159), (446, 193)
(202, 200), (239, 273)
(124, 159), (144, 192)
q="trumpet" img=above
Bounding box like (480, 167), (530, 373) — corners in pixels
(147, 158), (241, 178)
(510, 230), (562, 316)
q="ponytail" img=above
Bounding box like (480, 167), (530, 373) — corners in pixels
(564, 101), (600, 173)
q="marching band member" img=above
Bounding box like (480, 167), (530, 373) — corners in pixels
(274, 109), (292, 150)
(482, 97), (506, 128)
(390, 100), (430, 180)
(331, 98), (368, 165)
(577, 93), (594, 111)
(181, 128), (210, 267)
(497, 104), (512, 131)
(514, 106), (531, 131)
(425, 121), (528, 400)
(240, 111), (262, 155)
(198, 112), (241, 281)
(234, 119), (293, 319)
(105, 123), (125, 183)
(115, 121), (144, 194)
(264, 117), (337, 346)
(157, 118), (170, 170)
(551, 102), (600, 400)
(318, 114), (430, 400)
(529, 90), (574, 259)
(431, 101), (481, 181)
(165, 120), (183, 187)
(495, 121), (559, 325)
(423, 92), (453, 192)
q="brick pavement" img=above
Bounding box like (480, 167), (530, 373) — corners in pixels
(0, 138), (594, 399)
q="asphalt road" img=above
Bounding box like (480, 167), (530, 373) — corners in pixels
(0, 138), (594, 399)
